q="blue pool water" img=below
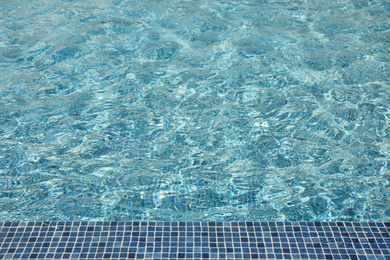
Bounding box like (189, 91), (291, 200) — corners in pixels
(0, 0), (389, 222)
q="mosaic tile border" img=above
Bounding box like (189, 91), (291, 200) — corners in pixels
(0, 222), (389, 260)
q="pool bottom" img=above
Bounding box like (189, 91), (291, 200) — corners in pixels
(0, 221), (389, 260)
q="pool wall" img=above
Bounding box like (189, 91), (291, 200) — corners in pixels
(0, 221), (389, 259)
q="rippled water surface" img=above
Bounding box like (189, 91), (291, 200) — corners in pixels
(1, 0), (390, 221)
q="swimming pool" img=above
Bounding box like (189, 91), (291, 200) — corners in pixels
(0, 0), (389, 222)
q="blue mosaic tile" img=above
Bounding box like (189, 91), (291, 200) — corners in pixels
(0, 222), (389, 259)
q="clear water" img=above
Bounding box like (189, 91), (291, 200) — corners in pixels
(0, 0), (390, 222)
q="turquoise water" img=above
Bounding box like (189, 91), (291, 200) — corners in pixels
(0, 0), (389, 222)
